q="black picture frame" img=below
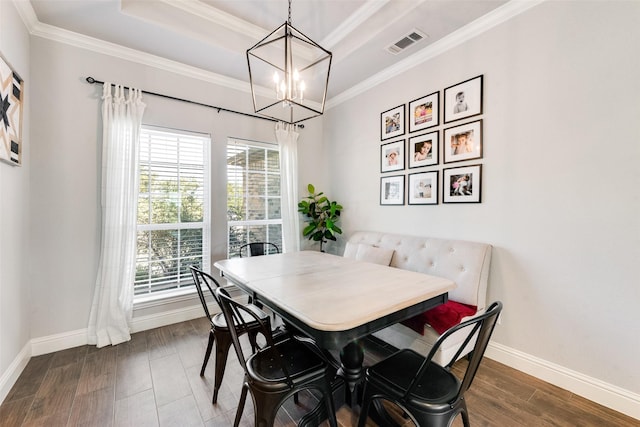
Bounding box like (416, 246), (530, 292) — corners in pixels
(408, 131), (439, 169)
(443, 164), (482, 203)
(444, 75), (483, 124)
(408, 171), (438, 205)
(408, 91), (439, 133)
(443, 119), (482, 164)
(380, 175), (405, 205)
(381, 139), (405, 173)
(380, 104), (405, 140)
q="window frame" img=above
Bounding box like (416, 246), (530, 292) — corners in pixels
(133, 125), (211, 304)
(227, 138), (283, 258)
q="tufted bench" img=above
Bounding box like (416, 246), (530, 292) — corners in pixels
(345, 231), (492, 365)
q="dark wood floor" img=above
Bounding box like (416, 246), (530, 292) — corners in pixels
(1, 316), (638, 427)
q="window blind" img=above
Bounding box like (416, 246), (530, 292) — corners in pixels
(134, 126), (210, 297)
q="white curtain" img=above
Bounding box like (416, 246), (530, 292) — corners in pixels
(276, 122), (300, 253)
(88, 83), (146, 347)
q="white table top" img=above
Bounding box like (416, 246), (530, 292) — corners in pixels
(214, 251), (455, 332)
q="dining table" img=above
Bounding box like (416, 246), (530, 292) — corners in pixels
(214, 250), (455, 415)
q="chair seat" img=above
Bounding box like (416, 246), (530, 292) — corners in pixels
(248, 338), (326, 387)
(367, 348), (460, 405)
(358, 302), (502, 427)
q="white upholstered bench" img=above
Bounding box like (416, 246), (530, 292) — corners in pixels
(344, 231), (492, 365)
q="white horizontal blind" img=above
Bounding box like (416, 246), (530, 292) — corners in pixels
(227, 139), (282, 257)
(134, 126), (210, 297)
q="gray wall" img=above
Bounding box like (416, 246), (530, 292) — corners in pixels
(323, 1), (640, 395)
(0, 0), (31, 389)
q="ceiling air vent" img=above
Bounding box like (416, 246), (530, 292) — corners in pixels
(386, 29), (427, 55)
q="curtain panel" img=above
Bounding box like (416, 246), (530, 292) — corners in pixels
(88, 84), (146, 347)
(275, 122), (300, 253)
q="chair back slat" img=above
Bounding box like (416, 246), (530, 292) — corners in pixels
(240, 242), (280, 257)
(216, 287), (295, 388)
(404, 301), (502, 403)
(190, 266), (223, 320)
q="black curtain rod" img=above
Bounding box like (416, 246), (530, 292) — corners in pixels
(85, 76), (304, 128)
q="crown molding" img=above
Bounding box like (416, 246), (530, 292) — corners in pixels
(326, 0), (545, 109)
(14, 0), (544, 108)
(22, 14), (252, 94)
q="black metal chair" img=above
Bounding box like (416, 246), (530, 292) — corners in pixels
(239, 241), (280, 257)
(189, 266), (271, 404)
(216, 287), (339, 427)
(357, 301), (503, 427)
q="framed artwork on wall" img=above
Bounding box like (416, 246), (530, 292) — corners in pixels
(380, 139), (405, 173)
(408, 171), (438, 205)
(443, 120), (482, 164)
(408, 131), (438, 169)
(444, 75), (483, 124)
(0, 52), (24, 166)
(443, 164), (482, 203)
(408, 92), (439, 133)
(380, 104), (405, 140)
(380, 175), (405, 205)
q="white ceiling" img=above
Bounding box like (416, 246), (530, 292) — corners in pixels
(26, 0), (513, 103)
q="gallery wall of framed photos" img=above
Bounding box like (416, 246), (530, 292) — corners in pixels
(379, 74), (484, 205)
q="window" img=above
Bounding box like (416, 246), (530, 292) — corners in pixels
(134, 126), (210, 299)
(227, 139), (282, 257)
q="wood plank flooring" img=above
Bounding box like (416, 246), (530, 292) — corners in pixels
(1, 317), (638, 426)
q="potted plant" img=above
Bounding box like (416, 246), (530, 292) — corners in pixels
(298, 184), (343, 252)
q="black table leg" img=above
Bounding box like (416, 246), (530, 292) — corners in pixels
(338, 339), (364, 406)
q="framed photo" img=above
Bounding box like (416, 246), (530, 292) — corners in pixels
(408, 131), (438, 169)
(443, 120), (482, 164)
(443, 164), (482, 203)
(381, 139), (405, 173)
(408, 171), (438, 205)
(444, 75), (483, 124)
(0, 52), (24, 166)
(380, 175), (405, 205)
(409, 92), (439, 133)
(380, 104), (405, 140)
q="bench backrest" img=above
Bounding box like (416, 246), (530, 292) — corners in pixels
(347, 231), (492, 310)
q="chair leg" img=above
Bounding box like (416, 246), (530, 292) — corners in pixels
(234, 382), (249, 427)
(357, 387), (371, 427)
(251, 388), (285, 427)
(212, 331), (233, 404)
(200, 330), (215, 376)
(460, 402), (471, 427)
(323, 379), (338, 427)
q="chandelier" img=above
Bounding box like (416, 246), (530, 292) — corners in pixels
(246, 0), (332, 124)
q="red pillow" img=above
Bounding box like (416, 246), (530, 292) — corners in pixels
(401, 300), (477, 335)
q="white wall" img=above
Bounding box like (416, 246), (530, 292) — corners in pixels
(0, 0), (31, 401)
(324, 0), (640, 400)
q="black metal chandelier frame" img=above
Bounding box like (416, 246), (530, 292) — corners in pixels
(246, 1), (332, 125)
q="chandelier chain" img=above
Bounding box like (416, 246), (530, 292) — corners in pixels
(288, 0), (292, 25)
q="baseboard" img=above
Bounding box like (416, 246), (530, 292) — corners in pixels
(485, 342), (640, 421)
(0, 342), (30, 404)
(129, 303), (207, 334)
